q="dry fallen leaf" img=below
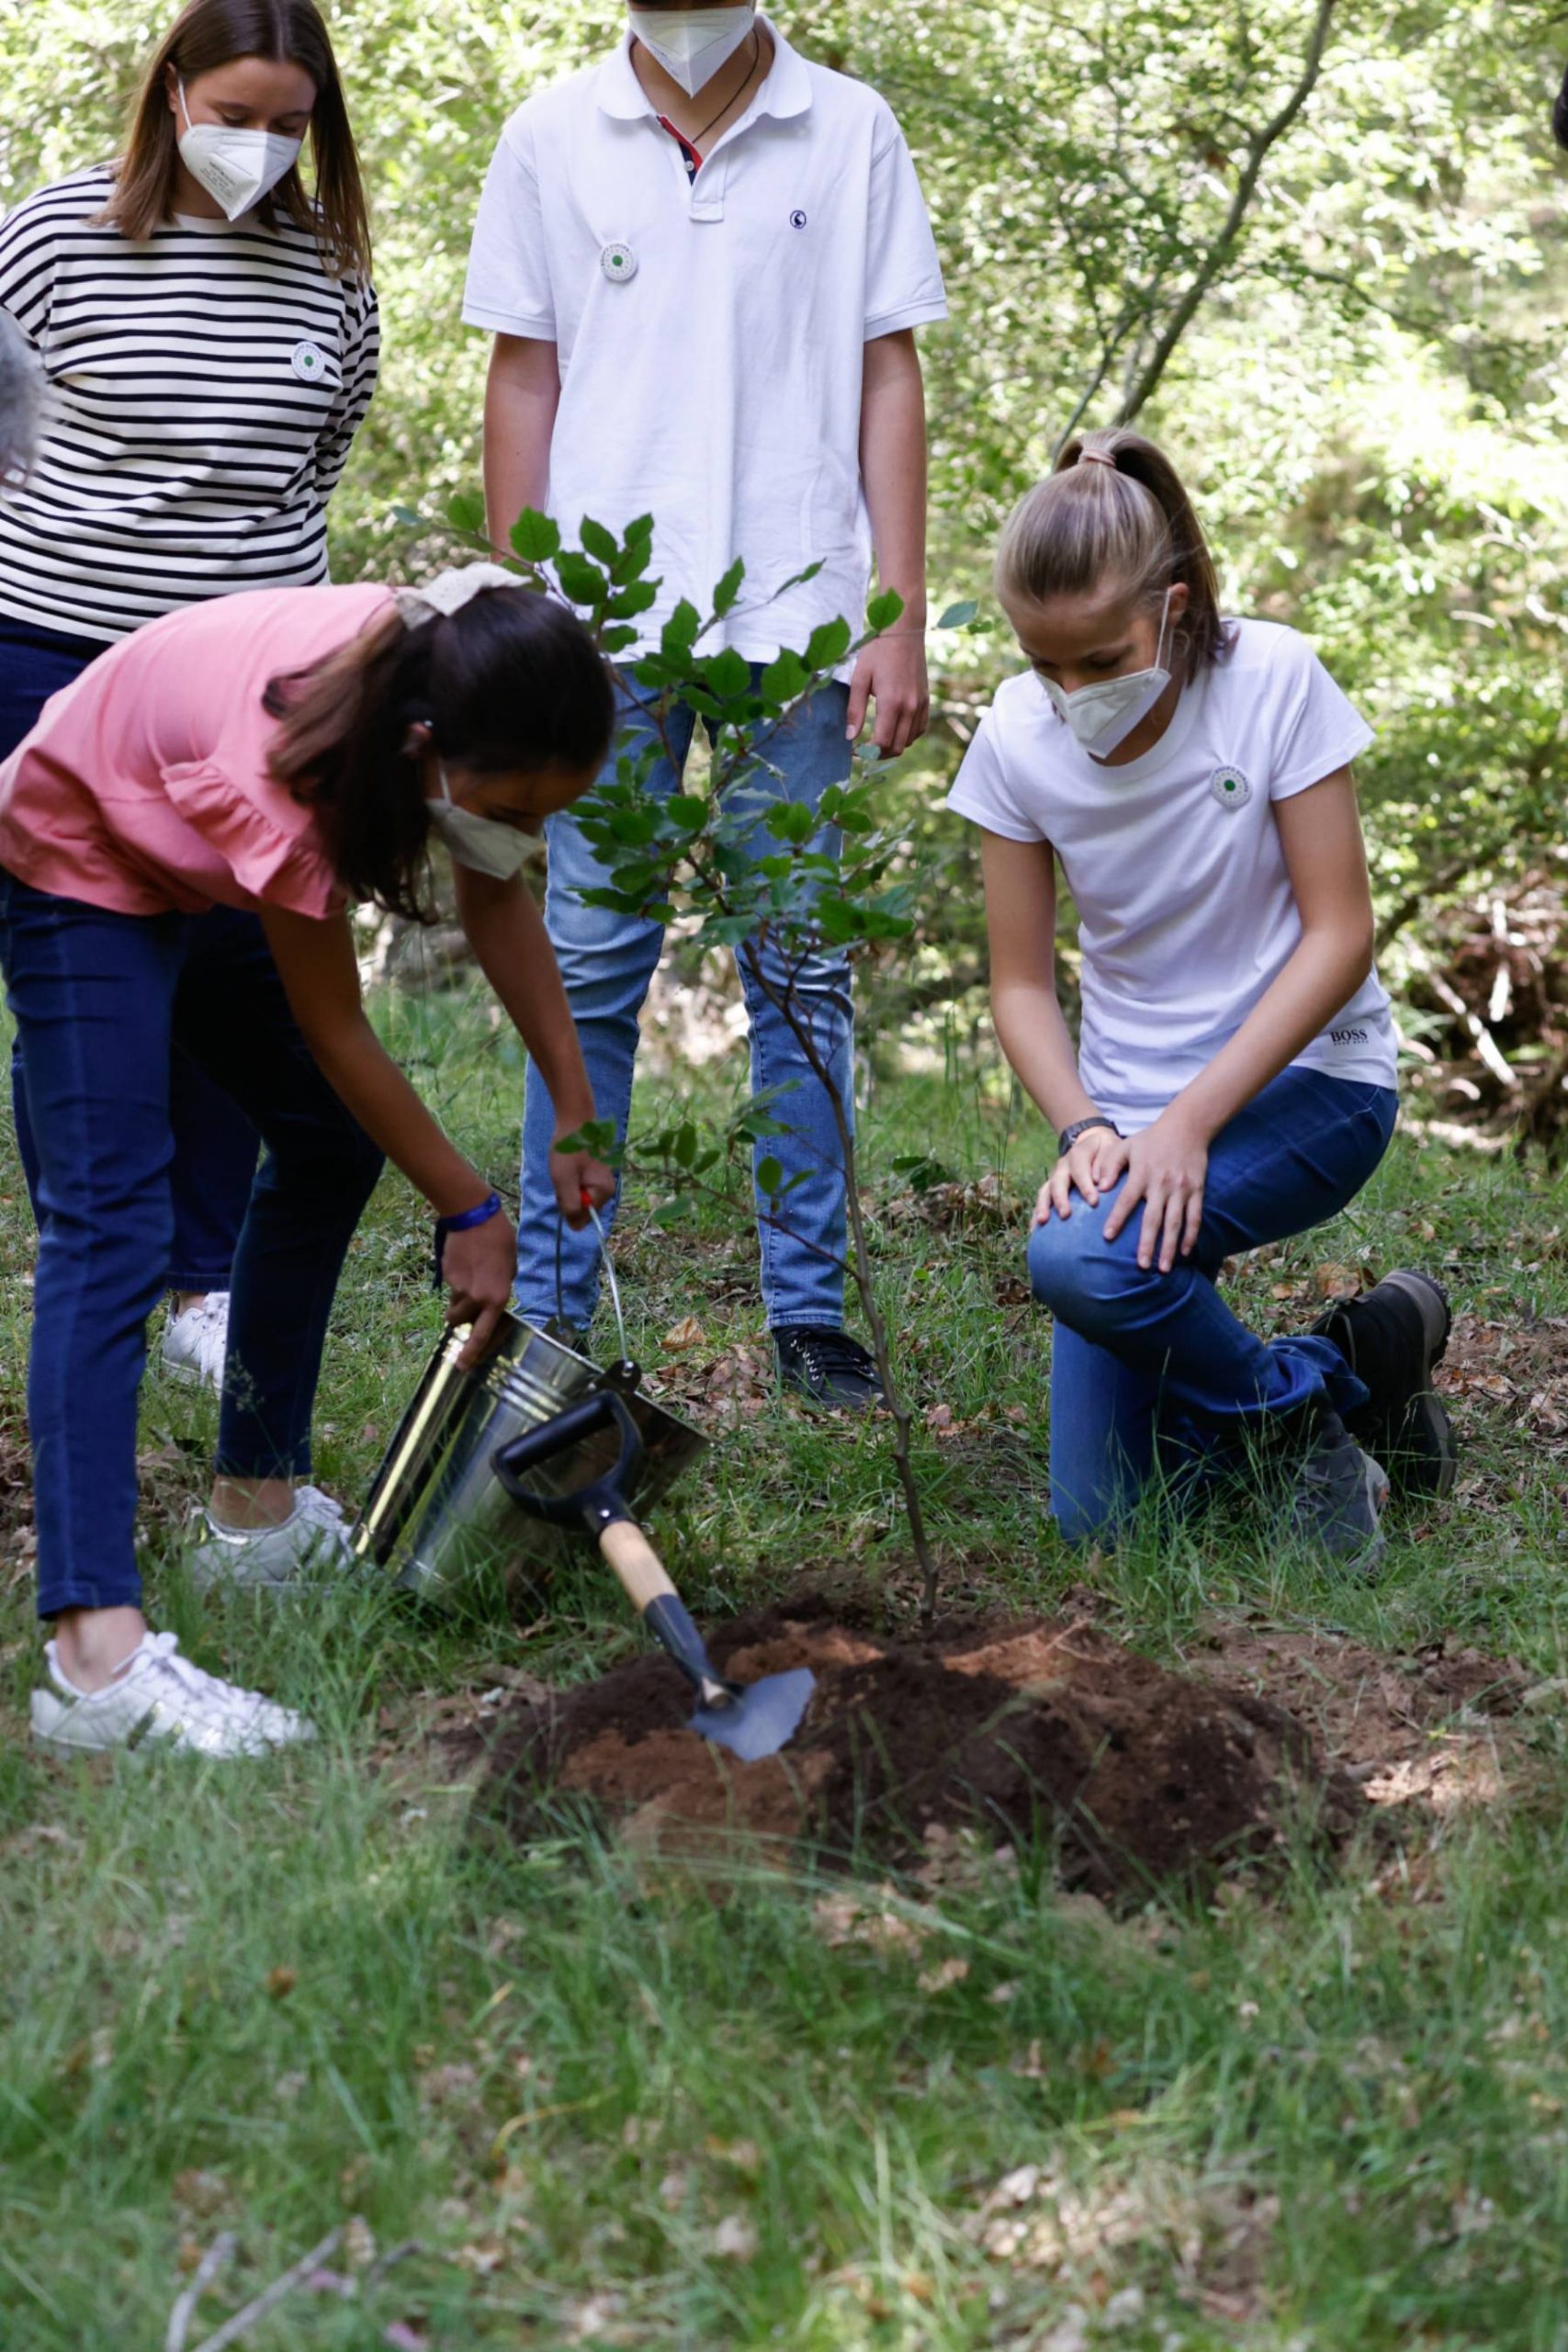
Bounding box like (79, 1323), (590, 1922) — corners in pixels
(265, 1965), (298, 2000)
(661, 1316), (705, 1354)
(711, 2213), (759, 2262)
(918, 1957), (971, 1995)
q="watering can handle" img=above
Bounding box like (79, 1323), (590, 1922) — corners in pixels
(491, 1387), (645, 1531)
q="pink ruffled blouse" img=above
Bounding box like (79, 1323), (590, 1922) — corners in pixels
(0, 582), (395, 917)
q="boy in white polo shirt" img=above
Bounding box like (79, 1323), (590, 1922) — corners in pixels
(464, 0), (946, 1407)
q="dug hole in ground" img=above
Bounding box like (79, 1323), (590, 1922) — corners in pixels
(471, 1587), (1527, 1894)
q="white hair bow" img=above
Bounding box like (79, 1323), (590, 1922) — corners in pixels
(394, 561), (519, 628)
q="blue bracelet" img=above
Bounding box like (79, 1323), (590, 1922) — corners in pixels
(433, 1190), (504, 1289)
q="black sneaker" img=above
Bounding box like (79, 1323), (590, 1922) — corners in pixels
(1288, 1407), (1390, 1574)
(773, 1327), (885, 1411)
(1310, 1271), (1457, 1498)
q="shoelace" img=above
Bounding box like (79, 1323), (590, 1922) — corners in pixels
(118, 1633), (276, 1724)
(787, 1330), (874, 1382)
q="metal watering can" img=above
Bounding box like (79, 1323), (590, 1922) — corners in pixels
(350, 1216), (706, 1604)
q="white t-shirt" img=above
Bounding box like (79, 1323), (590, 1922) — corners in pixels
(947, 619), (1398, 1131)
(462, 16), (947, 666)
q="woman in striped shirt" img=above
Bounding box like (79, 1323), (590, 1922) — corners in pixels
(0, 0), (379, 1391)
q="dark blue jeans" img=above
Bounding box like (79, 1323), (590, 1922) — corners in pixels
(0, 873), (384, 1617)
(0, 616), (258, 1291)
(1027, 1067), (1399, 1543)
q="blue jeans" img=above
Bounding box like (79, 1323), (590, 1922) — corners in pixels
(0, 874), (384, 1617)
(0, 616), (258, 1293)
(1027, 1068), (1399, 1544)
(517, 667), (854, 1331)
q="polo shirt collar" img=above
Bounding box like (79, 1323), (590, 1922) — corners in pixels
(596, 12), (813, 123)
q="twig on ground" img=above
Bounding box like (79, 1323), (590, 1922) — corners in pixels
(187, 2229), (344, 2352)
(166, 2233), (238, 2352)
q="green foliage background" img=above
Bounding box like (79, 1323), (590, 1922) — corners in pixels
(2, 0), (1565, 1009)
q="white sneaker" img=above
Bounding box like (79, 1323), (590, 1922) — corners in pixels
(162, 1293), (231, 1392)
(30, 1631), (314, 1757)
(186, 1485), (354, 1592)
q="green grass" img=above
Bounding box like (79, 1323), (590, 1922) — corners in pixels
(2, 981), (1566, 2349)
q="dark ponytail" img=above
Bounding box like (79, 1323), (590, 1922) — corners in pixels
(997, 427), (1233, 675)
(264, 587), (615, 921)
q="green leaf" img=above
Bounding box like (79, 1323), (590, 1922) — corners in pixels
(600, 625), (640, 655)
(756, 1157), (784, 1197)
(555, 553), (609, 608)
(556, 1119), (620, 1162)
(761, 650), (810, 704)
(661, 601), (703, 658)
(804, 618), (853, 673)
(389, 503), (424, 528)
(866, 589), (906, 634)
(673, 1124), (698, 1170)
(766, 801), (817, 846)
(446, 491), (487, 536)
(669, 795), (708, 831)
(711, 559), (746, 617)
(605, 580), (660, 620)
(938, 599), (980, 631)
(579, 515), (619, 566)
(705, 648), (753, 703)
(511, 509), (561, 563)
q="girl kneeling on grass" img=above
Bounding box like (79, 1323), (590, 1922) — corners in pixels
(947, 431), (1456, 1569)
(0, 566), (615, 1754)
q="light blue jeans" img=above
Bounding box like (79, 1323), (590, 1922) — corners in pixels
(1027, 1067), (1399, 1543)
(518, 666), (854, 1332)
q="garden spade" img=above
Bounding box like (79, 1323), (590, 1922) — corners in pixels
(494, 1387), (815, 1763)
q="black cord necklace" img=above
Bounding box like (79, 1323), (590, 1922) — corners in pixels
(685, 28), (765, 153)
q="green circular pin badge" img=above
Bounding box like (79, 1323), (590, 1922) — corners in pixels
(1210, 764), (1253, 811)
(601, 243), (637, 285)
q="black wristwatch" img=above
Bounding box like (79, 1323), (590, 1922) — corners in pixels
(1057, 1115), (1122, 1157)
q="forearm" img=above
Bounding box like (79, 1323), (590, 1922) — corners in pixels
(310, 1014), (491, 1216)
(859, 332), (929, 628)
(482, 337), (560, 548)
(1171, 925), (1376, 1140)
(455, 872), (596, 1132)
(992, 981), (1101, 1137)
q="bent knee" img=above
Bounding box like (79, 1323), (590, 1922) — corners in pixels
(1027, 1204), (1145, 1325)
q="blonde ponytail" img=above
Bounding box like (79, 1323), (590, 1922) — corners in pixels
(996, 429), (1232, 673)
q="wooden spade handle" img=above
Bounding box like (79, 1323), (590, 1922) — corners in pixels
(599, 1517), (679, 1614)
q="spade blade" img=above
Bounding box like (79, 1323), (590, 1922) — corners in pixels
(690, 1668), (816, 1763)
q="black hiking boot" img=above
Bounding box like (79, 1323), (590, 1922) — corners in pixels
(1287, 1406), (1391, 1576)
(1310, 1270), (1457, 1498)
(773, 1326), (885, 1412)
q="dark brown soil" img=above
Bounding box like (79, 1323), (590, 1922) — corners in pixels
(479, 1600), (1366, 1895)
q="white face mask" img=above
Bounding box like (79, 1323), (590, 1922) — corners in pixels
(425, 762), (536, 880)
(176, 79), (303, 221)
(1040, 590), (1176, 758)
(627, 4), (758, 96)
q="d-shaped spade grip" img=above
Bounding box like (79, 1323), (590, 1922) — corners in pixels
(492, 1388), (645, 1532)
(493, 1394), (731, 1709)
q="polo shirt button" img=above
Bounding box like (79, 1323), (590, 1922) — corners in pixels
(600, 242), (638, 284)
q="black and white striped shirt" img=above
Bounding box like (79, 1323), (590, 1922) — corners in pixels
(0, 164), (378, 642)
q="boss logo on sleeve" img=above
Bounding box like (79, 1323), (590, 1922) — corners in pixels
(1210, 764), (1253, 811)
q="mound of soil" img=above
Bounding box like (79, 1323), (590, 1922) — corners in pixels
(480, 1601), (1365, 1894)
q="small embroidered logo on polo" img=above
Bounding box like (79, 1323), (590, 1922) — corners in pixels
(1210, 764), (1252, 811)
(601, 242), (637, 284)
(790, 209), (808, 230)
(290, 340), (328, 384)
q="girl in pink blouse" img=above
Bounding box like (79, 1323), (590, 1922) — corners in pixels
(0, 566), (615, 1755)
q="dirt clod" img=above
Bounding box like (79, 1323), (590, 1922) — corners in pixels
(480, 1605), (1366, 1894)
